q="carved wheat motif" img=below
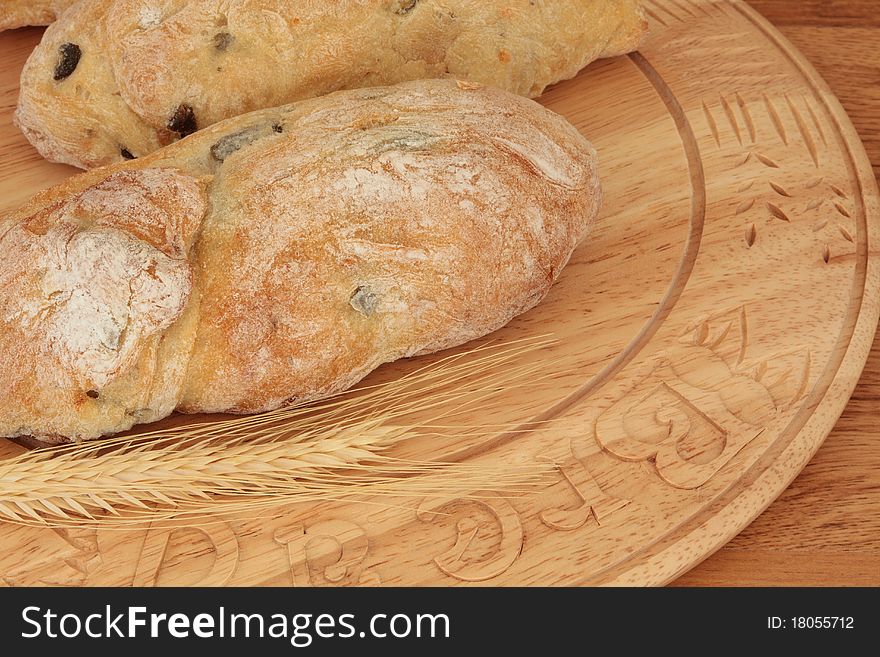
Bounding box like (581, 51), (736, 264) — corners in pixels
(713, 88), (854, 262)
(808, 183), (856, 261)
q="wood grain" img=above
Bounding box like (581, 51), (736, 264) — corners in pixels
(675, 0), (880, 587)
(0, 0), (878, 586)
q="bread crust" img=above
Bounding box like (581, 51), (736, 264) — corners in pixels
(15, 0), (646, 168)
(0, 0), (76, 30)
(0, 79), (601, 442)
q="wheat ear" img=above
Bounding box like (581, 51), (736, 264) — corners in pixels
(0, 336), (561, 528)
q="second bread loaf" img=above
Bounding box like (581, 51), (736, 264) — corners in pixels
(0, 0), (76, 31)
(16, 0), (646, 168)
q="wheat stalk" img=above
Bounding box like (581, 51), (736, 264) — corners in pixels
(0, 336), (561, 528)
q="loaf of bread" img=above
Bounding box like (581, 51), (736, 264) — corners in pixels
(0, 79), (601, 443)
(0, 0), (76, 30)
(15, 0), (646, 169)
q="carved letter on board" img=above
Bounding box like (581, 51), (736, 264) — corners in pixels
(417, 496), (524, 582)
(275, 520), (380, 586)
(540, 458), (630, 531)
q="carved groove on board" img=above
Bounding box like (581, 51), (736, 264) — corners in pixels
(736, 199), (755, 215)
(643, 5), (669, 27)
(754, 152), (780, 168)
(643, 0), (687, 24)
(720, 94), (743, 145)
(736, 93), (757, 143)
(786, 93), (820, 167)
(690, 0), (715, 18)
(804, 96), (828, 147)
(703, 101), (721, 147)
(767, 203), (791, 222)
(432, 51), (708, 470)
(763, 93), (788, 145)
(668, 0), (698, 20)
(745, 223), (757, 247)
(443, 50), (715, 471)
(769, 181), (791, 197)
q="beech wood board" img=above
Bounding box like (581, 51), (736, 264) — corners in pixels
(0, 0), (878, 587)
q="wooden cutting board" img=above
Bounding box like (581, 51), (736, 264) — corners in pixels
(1, 0), (878, 587)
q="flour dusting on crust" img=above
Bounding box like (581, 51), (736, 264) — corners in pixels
(35, 227), (190, 388)
(0, 166), (207, 440)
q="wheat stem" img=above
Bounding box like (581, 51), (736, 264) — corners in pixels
(0, 336), (560, 528)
